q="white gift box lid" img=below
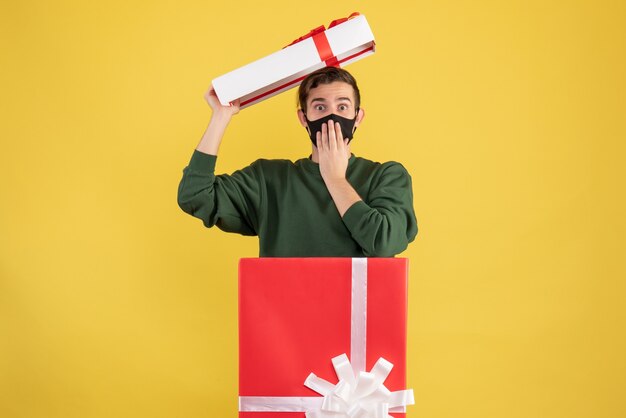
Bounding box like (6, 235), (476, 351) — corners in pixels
(212, 14), (376, 109)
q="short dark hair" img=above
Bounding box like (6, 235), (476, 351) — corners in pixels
(298, 67), (361, 112)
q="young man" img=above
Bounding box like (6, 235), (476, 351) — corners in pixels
(177, 67), (417, 257)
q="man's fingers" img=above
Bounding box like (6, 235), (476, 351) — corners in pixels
(334, 121), (344, 144)
(231, 99), (241, 114)
(318, 121), (349, 156)
(327, 121), (337, 150)
(321, 122), (329, 150)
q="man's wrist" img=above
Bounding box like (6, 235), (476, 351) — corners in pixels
(210, 111), (232, 126)
(322, 175), (349, 188)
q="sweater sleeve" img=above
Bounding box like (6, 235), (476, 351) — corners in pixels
(177, 150), (263, 236)
(341, 162), (418, 257)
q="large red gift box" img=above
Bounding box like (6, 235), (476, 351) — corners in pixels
(238, 258), (413, 418)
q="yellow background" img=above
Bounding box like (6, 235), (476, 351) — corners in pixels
(1, 1), (625, 417)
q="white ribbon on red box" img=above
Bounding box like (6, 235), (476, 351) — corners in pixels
(239, 258), (415, 417)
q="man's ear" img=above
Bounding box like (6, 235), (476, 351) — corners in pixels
(355, 107), (365, 127)
(297, 109), (308, 128)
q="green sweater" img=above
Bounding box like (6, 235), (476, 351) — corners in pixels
(177, 150), (417, 257)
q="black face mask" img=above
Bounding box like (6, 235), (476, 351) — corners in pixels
(304, 112), (358, 146)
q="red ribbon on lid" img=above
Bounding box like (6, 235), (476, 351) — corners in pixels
(285, 25), (326, 48)
(328, 12), (360, 29)
(285, 12), (360, 47)
(284, 12), (361, 67)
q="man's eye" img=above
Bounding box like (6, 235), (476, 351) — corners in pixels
(314, 104), (325, 111)
(338, 104), (348, 111)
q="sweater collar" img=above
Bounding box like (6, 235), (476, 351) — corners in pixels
(299, 153), (357, 175)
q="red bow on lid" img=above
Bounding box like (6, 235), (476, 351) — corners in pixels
(284, 12), (360, 48)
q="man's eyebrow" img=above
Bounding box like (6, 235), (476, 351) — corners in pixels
(309, 97), (353, 104)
